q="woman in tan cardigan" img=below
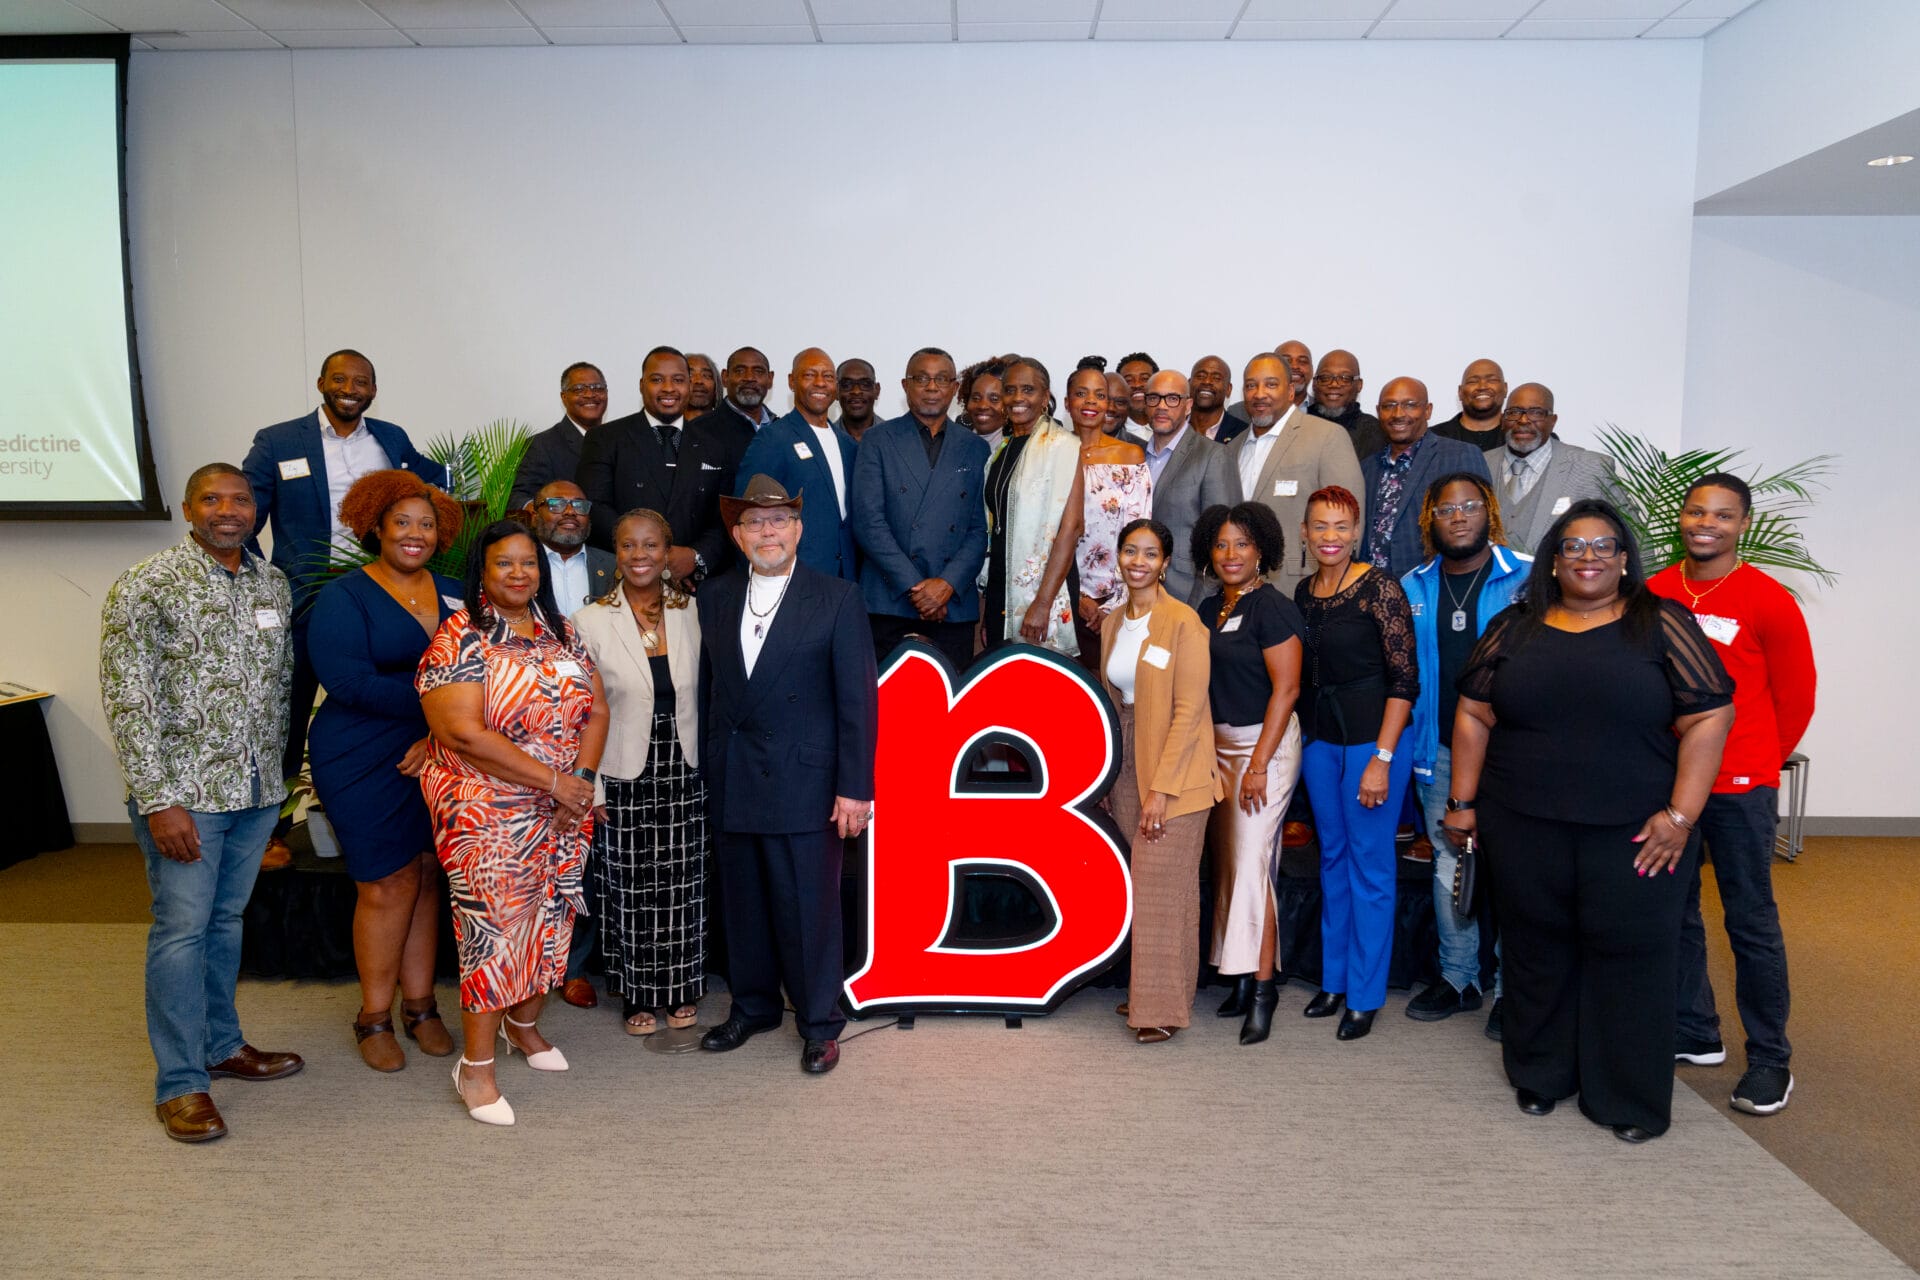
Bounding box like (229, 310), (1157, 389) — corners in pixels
(1099, 517), (1223, 1042)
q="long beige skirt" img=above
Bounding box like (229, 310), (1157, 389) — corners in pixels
(1208, 715), (1304, 975)
(1112, 704), (1209, 1030)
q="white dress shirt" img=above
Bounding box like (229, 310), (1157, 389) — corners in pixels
(543, 544), (593, 617)
(740, 567), (793, 677)
(319, 413), (391, 550)
(1237, 411), (1289, 497)
(808, 422), (848, 518)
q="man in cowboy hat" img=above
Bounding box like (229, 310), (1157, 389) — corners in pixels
(697, 474), (878, 1075)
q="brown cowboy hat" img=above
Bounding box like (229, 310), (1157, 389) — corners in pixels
(719, 473), (805, 527)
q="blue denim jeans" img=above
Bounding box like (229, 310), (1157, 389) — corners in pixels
(1417, 745), (1494, 996)
(1676, 787), (1792, 1067)
(130, 798), (279, 1104)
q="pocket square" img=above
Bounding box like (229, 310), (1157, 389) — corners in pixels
(700, 462), (721, 471)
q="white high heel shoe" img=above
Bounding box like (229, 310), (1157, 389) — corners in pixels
(500, 1014), (569, 1071)
(452, 1056), (514, 1126)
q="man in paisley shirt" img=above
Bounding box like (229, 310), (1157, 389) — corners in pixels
(101, 463), (305, 1143)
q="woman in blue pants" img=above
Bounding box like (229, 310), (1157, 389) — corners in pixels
(1292, 486), (1419, 1041)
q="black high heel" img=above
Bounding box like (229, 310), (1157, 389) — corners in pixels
(1239, 978), (1280, 1045)
(1216, 975), (1255, 1018)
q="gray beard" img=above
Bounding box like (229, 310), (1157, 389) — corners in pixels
(544, 528), (587, 551)
(732, 388), (765, 409)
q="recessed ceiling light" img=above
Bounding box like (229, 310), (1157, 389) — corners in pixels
(1866, 154), (1914, 167)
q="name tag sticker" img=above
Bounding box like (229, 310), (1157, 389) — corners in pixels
(1274, 480), (1299, 497)
(1696, 614), (1740, 645)
(254, 608), (282, 630)
(1142, 643), (1171, 670)
(277, 458), (311, 480)
(553, 660), (584, 677)
(1222, 616), (1244, 633)
(1551, 496), (1572, 516)
(794, 442), (815, 460)
(441, 595), (464, 612)
(1733, 776), (1751, 786)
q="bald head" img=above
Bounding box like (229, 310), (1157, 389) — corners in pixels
(1313, 349), (1362, 411)
(789, 347), (837, 425)
(1145, 370), (1191, 444)
(1458, 358), (1508, 424)
(1276, 340), (1312, 401)
(1189, 355), (1231, 418)
(1377, 376), (1432, 452)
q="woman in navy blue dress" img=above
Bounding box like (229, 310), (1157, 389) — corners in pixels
(309, 470), (464, 1072)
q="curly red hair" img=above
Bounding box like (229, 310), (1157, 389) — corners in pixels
(337, 469), (462, 552)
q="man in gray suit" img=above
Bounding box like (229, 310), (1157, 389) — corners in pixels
(1142, 369), (1241, 605)
(1356, 377), (1493, 580)
(1487, 382), (1623, 558)
(1228, 352), (1365, 598)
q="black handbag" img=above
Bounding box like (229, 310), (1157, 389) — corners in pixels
(1451, 833), (1478, 918)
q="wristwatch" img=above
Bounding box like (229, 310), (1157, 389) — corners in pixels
(570, 765), (597, 783)
(691, 550), (709, 581)
(1373, 747), (1393, 764)
(1446, 796), (1476, 812)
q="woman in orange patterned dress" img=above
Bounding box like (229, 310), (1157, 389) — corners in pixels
(418, 521), (609, 1126)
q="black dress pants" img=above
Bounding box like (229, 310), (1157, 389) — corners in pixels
(718, 829), (847, 1041)
(1482, 798), (1696, 1136)
(870, 611), (976, 678)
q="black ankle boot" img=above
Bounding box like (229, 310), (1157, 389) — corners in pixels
(1239, 978), (1280, 1045)
(1216, 975), (1255, 1018)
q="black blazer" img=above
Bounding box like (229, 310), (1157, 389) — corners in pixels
(691, 403), (759, 465)
(576, 411), (738, 568)
(510, 419), (587, 510)
(697, 562), (878, 835)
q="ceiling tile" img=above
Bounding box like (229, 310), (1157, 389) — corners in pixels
(958, 19), (1088, 39)
(1100, 0), (1242, 19)
(1641, 15), (1720, 35)
(1527, 0), (1671, 15)
(0, 0), (115, 34)
(819, 22), (952, 41)
(224, 0), (391, 30)
(514, 0), (670, 25)
(130, 34), (153, 45)
(273, 26), (413, 44)
(1096, 18), (1232, 39)
(1231, 18), (1373, 37)
(544, 24), (681, 40)
(136, 27), (286, 47)
(660, 0), (809, 25)
(679, 22), (816, 40)
(960, 0), (1094, 22)
(1239, 0), (1386, 16)
(365, 0), (528, 28)
(1369, 18), (1513, 36)
(69, 0), (254, 31)
(810, 0), (948, 22)
(407, 24), (545, 43)
(1379, 0), (1531, 17)
(1506, 18), (1658, 36)
(1670, 0), (1758, 15)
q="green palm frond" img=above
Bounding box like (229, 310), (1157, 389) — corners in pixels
(1594, 425), (1838, 596)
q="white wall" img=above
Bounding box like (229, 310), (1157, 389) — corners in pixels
(1, 38), (1708, 828)
(1681, 215), (1920, 823)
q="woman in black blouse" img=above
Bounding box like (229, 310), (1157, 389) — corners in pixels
(1441, 500), (1733, 1142)
(1193, 503), (1305, 1046)
(1293, 486), (1419, 1042)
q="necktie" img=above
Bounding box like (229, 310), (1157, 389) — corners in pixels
(1507, 453), (1531, 503)
(658, 423), (679, 465)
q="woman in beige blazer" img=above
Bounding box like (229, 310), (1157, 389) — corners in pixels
(1099, 517), (1223, 1042)
(571, 509), (706, 1036)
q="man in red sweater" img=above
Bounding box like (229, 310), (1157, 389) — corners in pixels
(1649, 473), (1816, 1117)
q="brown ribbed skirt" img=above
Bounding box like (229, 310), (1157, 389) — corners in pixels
(1112, 704), (1208, 1030)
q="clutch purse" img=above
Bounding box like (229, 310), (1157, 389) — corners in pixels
(1451, 833), (1478, 918)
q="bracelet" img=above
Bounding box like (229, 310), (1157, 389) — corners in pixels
(549, 766), (559, 795)
(1664, 806), (1694, 831)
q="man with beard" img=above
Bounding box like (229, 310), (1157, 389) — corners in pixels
(243, 349), (444, 869)
(1401, 472), (1529, 1032)
(1227, 340), (1311, 424)
(1650, 473), (1816, 1117)
(1141, 369), (1241, 605)
(1486, 382), (1621, 558)
(1226, 352), (1362, 597)
(697, 475), (877, 1075)
(834, 358), (882, 443)
(511, 362), (609, 509)
(1307, 350), (1385, 460)
(685, 353), (722, 419)
(578, 345), (737, 582)
(102, 464), (304, 1141)
(1356, 376), (1491, 580)
(1117, 352), (1158, 440)
(695, 346), (779, 460)
(1430, 358), (1508, 451)
(851, 347), (988, 673)
(737, 348), (859, 579)
(1189, 355), (1247, 443)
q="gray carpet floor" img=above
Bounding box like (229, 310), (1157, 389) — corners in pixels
(6, 922), (1910, 1280)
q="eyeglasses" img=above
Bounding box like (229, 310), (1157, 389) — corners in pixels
(537, 497), (591, 515)
(1557, 536), (1623, 560)
(838, 378), (878, 392)
(1434, 500), (1486, 518)
(1503, 407), (1552, 422)
(1143, 392), (1187, 408)
(563, 382), (607, 395)
(1377, 400), (1428, 413)
(740, 512), (796, 532)
(1313, 372), (1357, 386)
(906, 373), (957, 388)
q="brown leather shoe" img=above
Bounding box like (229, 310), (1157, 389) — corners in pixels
(156, 1092), (227, 1143)
(1408, 833), (1434, 863)
(260, 837), (293, 872)
(354, 1015), (405, 1072)
(1282, 821), (1312, 849)
(401, 999), (455, 1057)
(561, 978), (598, 1009)
(208, 1044), (304, 1082)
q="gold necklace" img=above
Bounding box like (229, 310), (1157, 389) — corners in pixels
(1679, 559), (1742, 608)
(629, 587), (665, 650)
(1217, 584), (1248, 627)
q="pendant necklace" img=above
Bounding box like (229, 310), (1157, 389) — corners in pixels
(746, 572), (793, 640)
(628, 586), (664, 650)
(1680, 559), (1741, 609)
(1441, 559), (1489, 633)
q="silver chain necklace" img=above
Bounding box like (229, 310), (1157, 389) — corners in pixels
(1441, 558), (1489, 633)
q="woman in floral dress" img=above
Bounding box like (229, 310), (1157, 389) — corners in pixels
(1067, 357), (1151, 669)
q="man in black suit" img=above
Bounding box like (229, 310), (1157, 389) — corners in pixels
(510, 362), (608, 509)
(697, 475), (878, 1076)
(577, 346), (736, 584)
(692, 345), (779, 461)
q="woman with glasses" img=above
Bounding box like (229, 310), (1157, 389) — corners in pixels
(1067, 358), (1150, 669)
(980, 357), (1084, 657)
(1440, 500), (1733, 1142)
(1293, 485), (1418, 1042)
